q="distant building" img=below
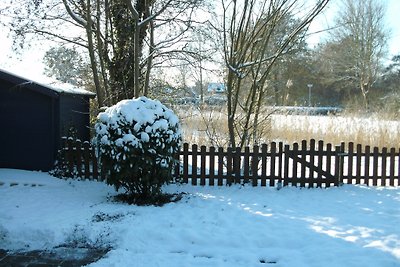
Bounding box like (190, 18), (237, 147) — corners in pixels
(0, 69), (95, 171)
(207, 83), (225, 93)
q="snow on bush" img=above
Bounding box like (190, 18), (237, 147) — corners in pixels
(94, 97), (181, 200)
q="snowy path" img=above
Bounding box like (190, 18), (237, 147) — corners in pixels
(0, 169), (399, 267)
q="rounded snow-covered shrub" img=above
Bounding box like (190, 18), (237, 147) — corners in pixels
(94, 97), (181, 200)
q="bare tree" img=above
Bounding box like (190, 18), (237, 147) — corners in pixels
(218, 0), (329, 147)
(2, 0), (208, 107)
(322, 0), (388, 109)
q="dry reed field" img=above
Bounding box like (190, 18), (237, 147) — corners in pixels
(175, 106), (400, 149)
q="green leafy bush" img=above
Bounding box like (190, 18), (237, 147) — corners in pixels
(94, 97), (181, 202)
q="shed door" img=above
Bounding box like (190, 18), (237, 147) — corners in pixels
(0, 87), (56, 171)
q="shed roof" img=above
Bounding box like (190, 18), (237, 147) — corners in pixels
(0, 69), (96, 98)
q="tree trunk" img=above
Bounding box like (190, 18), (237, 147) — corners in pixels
(360, 84), (369, 110)
(86, 0), (104, 107)
(143, 19), (154, 96)
(226, 70), (236, 148)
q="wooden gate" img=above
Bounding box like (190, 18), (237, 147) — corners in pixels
(284, 139), (345, 187)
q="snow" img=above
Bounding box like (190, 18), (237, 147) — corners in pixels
(95, 97), (181, 169)
(1, 169), (399, 267)
(0, 68), (95, 96)
(95, 97), (181, 149)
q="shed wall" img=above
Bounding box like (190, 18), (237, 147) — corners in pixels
(59, 94), (91, 142)
(0, 84), (57, 171)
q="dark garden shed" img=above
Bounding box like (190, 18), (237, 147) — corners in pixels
(0, 69), (96, 171)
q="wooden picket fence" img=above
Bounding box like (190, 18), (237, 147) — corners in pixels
(58, 137), (400, 188)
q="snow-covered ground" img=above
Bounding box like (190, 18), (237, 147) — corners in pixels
(1, 169), (399, 267)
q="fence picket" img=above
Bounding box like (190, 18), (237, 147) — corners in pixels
(270, 142), (276, 187)
(278, 142), (283, 180)
(284, 144), (290, 186)
(347, 142), (354, 184)
(334, 145), (342, 187)
(326, 143), (332, 187)
(373, 147), (379, 186)
(234, 147), (241, 184)
(83, 141), (91, 178)
(227, 147), (234, 186)
(317, 140), (324, 187)
(292, 143), (299, 187)
(365, 146), (370, 185)
(381, 147), (387, 186)
(356, 144), (362, 184)
(243, 147), (250, 184)
(75, 140), (82, 177)
(183, 143), (189, 183)
(389, 148), (395, 186)
(66, 138), (75, 176)
(192, 144), (198, 186)
(252, 146), (259, 186)
(92, 148), (99, 180)
(217, 147), (224, 186)
(300, 140), (307, 187)
(209, 146), (215, 186)
(261, 144), (267, 186)
(174, 152), (180, 182)
(398, 148), (400, 185)
(309, 139), (316, 187)
(200, 146), (206, 186)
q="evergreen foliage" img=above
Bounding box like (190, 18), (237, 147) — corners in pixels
(94, 97), (181, 202)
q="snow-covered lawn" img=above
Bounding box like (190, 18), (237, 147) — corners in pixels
(1, 169), (399, 267)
